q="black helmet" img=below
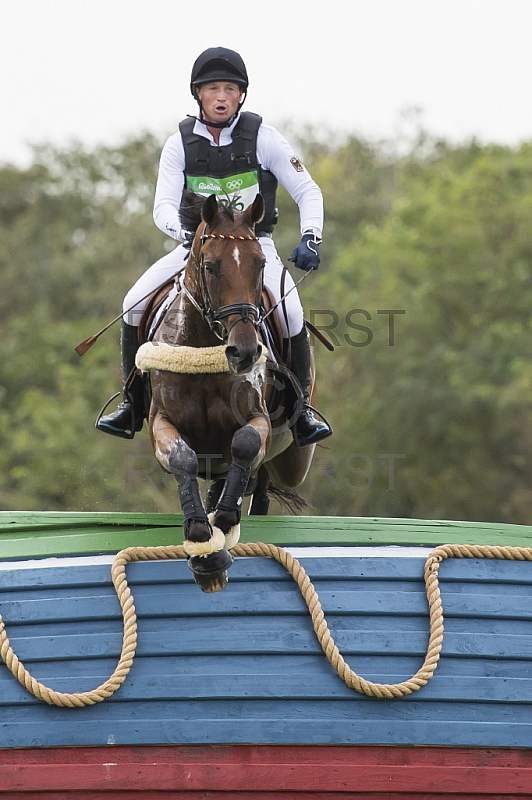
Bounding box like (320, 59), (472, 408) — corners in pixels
(190, 47), (249, 95)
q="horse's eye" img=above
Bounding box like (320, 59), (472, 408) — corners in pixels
(204, 262), (217, 275)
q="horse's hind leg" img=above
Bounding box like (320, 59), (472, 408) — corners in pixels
(249, 465), (270, 515)
(267, 440), (316, 491)
(206, 478), (225, 514)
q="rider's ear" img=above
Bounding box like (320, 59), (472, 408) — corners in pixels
(244, 194), (265, 228)
(202, 194), (220, 226)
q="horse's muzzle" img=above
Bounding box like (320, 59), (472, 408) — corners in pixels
(225, 342), (263, 374)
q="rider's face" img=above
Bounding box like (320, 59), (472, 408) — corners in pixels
(196, 81), (243, 125)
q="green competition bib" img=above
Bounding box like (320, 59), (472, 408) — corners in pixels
(186, 170), (260, 213)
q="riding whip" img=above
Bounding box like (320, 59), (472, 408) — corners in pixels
(74, 269), (185, 357)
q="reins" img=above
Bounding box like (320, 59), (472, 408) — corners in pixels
(261, 269), (313, 324)
(74, 227), (332, 357)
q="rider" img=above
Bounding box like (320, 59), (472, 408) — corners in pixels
(97, 46), (332, 447)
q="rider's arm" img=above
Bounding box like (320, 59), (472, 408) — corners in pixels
(153, 133), (187, 241)
(256, 124), (323, 237)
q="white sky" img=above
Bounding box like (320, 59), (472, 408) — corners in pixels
(1, 0), (531, 166)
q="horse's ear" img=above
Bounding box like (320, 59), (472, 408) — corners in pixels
(244, 194), (265, 228)
(202, 194), (220, 226)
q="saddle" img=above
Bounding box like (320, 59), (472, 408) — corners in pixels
(138, 276), (178, 345)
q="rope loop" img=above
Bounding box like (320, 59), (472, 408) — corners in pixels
(1, 540), (531, 706)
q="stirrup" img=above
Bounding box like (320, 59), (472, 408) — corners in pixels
(95, 391), (138, 439)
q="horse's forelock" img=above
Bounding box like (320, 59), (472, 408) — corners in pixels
(181, 190), (239, 233)
(220, 203), (235, 223)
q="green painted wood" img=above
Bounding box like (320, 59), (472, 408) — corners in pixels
(2, 512), (532, 560)
(0, 512), (182, 532)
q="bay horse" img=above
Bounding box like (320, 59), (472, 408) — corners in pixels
(136, 192), (317, 592)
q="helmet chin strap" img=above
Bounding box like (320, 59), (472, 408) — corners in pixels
(193, 111), (237, 129)
(192, 93), (247, 129)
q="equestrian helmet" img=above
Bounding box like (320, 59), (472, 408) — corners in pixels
(190, 47), (249, 94)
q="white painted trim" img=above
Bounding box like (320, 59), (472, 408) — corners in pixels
(285, 546), (432, 559)
(0, 555), (116, 571)
(0, 546), (431, 571)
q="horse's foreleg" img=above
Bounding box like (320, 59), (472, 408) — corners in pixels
(151, 413), (214, 546)
(212, 419), (269, 540)
(169, 440), (213, 543)
(206, 478), (225, 514)
(151, 412), (232, 593)
(249, 465), (270, 515)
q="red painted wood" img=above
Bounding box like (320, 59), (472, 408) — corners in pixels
(7, 795), (532, 800)
(3, 744), (532, 767)
(3, 761), (532, 793)
(0, 745), (531, 796)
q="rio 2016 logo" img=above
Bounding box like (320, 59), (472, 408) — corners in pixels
(198, 181), (222, 192)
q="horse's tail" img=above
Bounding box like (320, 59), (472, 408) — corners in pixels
(267, 484), (308, 514)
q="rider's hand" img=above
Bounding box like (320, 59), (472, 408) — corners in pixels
(288, 232), (322, 272)
(182, 231), (195, 250)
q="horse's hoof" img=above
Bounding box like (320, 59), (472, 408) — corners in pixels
(189, 548), (234, 575)
(193, 570), (229, 593)
(188, 549), (233, 593)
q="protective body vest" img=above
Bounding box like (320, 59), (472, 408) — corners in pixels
(179, 112), (278, 234)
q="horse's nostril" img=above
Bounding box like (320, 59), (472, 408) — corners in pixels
(225, 345), (240, 362)
(226, 343), (262, 374)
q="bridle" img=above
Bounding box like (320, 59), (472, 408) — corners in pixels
(183, 227), (264, 343)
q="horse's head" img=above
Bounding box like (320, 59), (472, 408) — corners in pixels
(191, 193), (266, 374)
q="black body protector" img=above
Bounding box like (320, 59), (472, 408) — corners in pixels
(179, 112), (278, 235)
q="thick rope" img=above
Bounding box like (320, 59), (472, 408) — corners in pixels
(1, 541), (532, 706)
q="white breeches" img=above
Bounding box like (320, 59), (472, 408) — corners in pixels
(122, 236), (305, 338)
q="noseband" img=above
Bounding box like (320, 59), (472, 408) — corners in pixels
(184, 230), (264, 343)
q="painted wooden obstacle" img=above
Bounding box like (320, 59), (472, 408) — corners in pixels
(1, 511), (532, 797)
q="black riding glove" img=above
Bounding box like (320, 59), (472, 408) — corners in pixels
(288, 232), (322, 272)
(182, 231), (195, 251)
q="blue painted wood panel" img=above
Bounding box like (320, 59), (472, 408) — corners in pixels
(1, 555), (532, 748)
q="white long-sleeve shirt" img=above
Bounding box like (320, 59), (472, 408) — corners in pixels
(153, 113), (323, 241)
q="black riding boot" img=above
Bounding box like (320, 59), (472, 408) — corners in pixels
(288, 327), (333, 447)
(96, 321), (145, 439)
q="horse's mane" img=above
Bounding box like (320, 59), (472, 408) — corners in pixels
(180, 189), (235, 233)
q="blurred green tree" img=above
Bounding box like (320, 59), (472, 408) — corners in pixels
(308, 140), (532, 523)
(1, 132), (531, 523)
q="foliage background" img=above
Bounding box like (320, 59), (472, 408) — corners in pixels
(1, 128), (532, 522)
